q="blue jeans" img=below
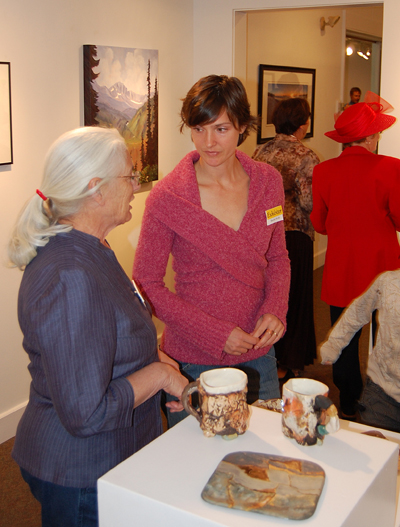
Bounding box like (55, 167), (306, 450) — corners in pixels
(20, 468), (98, 527)
(166, 349), (279, 428)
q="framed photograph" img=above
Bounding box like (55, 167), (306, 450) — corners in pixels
(257, 64), (315, 144)
(0, 62), (13, 165)
(83, 45), (158, 186)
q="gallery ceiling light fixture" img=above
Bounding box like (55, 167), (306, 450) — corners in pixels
(320, 16), (340, 31)
(346, 38), (372, 60)
(357, 50), (369, 60)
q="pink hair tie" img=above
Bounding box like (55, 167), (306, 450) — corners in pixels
(36, 189), (48, 201)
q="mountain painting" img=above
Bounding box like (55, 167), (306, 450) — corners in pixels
(83, 45), (158, 183)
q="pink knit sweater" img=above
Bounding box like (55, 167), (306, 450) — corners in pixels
(133, 150), (290, 365)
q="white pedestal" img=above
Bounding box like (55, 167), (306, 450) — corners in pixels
(98, 407), (398, 527)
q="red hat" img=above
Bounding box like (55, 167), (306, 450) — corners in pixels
(325, 91), (396, 143)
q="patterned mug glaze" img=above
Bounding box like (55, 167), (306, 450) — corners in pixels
(181, 368), (250, 439)
(282, 378), (340, 446)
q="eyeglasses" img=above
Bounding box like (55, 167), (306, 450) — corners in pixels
(118, 171), (141, 185)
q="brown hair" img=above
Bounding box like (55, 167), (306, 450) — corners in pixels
(180, 75), (258, 145)
(272, 98), (311, 136)
(350, 87), (361, 96)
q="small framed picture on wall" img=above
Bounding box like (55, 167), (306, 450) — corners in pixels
(0, 62), (13, 165)
(257, 64), (315, 144)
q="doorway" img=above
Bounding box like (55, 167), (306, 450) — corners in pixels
(233, 4), (383, 269)
(344, 32), (382, 108)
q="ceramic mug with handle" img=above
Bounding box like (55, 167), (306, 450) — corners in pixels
(181, 368), (250, 439)
(281, 378), (340, 446)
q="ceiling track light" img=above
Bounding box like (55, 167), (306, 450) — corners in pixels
(357, 51), (369, 60)
(346, 38), (372, 60)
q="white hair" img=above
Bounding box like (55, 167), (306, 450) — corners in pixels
(8, 126), (129, 269)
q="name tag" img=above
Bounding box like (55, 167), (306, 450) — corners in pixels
(266, 205), (283, 226)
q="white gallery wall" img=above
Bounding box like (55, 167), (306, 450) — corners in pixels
(2, 0), (400, 443)
(0, 0), (194, 442)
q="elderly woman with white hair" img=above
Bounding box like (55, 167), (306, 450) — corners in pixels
(8, 127), (187, 527)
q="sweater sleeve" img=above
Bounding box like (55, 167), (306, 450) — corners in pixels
(297, 152), (319, 214)
(387, 162), (400, 230)
(133, 207), (236, 360)
(255, 215), (290, 329)
(310, 167), (328, 235)
(320, 275), (382, 364)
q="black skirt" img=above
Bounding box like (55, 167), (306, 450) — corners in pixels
(274, 231), (316, 370)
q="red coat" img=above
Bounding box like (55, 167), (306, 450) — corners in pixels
(311, 146), (400, 307)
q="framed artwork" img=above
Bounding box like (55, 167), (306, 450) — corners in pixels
(0, 62), (13, 165)
(257, 64), (316, 143)
(83, 45), (158, 184)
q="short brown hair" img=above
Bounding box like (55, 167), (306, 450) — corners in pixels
(180, 75), (258, 145)
(350, 87), (361, 96)
(272, 98), (311, 135)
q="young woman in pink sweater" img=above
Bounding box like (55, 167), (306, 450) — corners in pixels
(134, 75), (290, 427)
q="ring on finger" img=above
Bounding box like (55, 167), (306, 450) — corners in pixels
(265, 328), (274, 336)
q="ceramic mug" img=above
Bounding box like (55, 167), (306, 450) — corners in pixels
(281, 378), (340, 446)
(181, 368), (250, 438)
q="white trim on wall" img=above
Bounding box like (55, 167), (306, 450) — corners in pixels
(0, 402), (27, 444)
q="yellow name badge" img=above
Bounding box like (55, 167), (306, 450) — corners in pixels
(266, 205), (283, 226)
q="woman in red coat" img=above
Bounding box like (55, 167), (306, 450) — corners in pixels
(311, 92), (400, 419)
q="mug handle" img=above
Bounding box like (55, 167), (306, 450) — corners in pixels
(315, 395), (340, 435)
(315, 395), (334, 411)
(181, 380), (202, 423)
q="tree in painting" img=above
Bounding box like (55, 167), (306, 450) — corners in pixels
(83, 46), (100, 126)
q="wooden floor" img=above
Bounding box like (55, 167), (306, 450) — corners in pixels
(0, 265), (371, 526)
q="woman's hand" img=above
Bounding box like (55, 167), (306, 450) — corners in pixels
(162, 365), (189, 413)
(127, 361), (188, 411)
(158, 349), (188, 412)
(320, 342), (341, 366)
(224, 327), (259, 356)
(251, 314), (284, 350)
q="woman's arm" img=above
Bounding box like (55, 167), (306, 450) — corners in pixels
(27, 268), (169, 437)
(387, 164), (400, 230)
(310, 167), (328, 235)
(254, 218), (290, 331)
(126, 360), (187, 412)
(320, 275), (382, 364)
(297, 152), (319, 213)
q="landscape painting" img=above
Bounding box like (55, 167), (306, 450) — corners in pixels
(257, 64), (315, 143)
(84, 45), (158, 183)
